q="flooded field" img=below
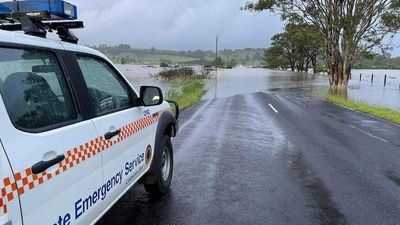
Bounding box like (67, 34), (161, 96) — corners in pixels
(116, 65), (400, 110)
(116, 64), (167, 90)
(349, 69), (400, 110)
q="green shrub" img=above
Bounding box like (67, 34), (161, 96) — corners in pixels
(155, 67), (210, 80)
(167, 79), (207, 110)
(160, 62), (169, 67)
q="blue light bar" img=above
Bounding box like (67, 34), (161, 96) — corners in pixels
(0, 4), (11, 14)
(0, 0), (77, 20)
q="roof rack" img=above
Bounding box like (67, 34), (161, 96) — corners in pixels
(0, 1), (83, 44)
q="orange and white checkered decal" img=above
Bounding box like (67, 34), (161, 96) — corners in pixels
(0, 109), (168, 215)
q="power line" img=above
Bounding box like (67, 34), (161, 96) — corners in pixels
(173, 0), (220, 53)
(173, 0), (215, 35)
(183, 0), (216, 34)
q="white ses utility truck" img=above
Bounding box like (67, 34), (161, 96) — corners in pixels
(0, 1), (179, 224)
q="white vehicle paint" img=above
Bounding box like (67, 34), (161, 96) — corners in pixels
(0, 29), (178, 225)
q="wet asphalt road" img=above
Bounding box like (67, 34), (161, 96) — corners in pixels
(97, 92), (400, 225)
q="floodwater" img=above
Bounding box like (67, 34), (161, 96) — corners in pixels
(349, 69), (400, 110)
(116, 64), (168, 91)
(116, 65), (400, 110)
(203, 68), (328, 98)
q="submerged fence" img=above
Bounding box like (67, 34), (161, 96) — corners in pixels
(352, 72), (400, 88)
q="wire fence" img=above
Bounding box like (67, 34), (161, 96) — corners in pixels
(350, 72), (400, 88)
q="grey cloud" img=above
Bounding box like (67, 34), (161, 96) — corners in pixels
(69, 0), (283, 50)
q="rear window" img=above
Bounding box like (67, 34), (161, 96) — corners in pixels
(0, 47), (77, 131)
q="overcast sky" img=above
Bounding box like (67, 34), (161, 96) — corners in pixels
(3, 0), (398, 54)
(68, 0), (284, 51)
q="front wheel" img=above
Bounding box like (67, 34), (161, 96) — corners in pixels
(144, 136), (173, 195)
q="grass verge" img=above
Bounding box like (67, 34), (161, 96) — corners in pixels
(325, 95), (400, 125)
(167, 78), (207, 111)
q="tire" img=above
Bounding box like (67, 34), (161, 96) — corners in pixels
(144, 135), (173, 195)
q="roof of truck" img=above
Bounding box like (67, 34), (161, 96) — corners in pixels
(0, 29), (106, 59)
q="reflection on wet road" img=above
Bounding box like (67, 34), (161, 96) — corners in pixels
(98, 67), (400, 225)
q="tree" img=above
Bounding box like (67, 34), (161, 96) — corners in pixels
(244, 0), (400, 88)
(286, 23), (323, 72)
(302, 25), (323, 73)
(120, 56), (128, 64)
(265, 45), (289, 69)
(270, 32), (297, 71)
(215, 57), (225, 67)
(118, 44), (131, 50)
(226, 58), (238, 68)
(264, 23), (323, 72)
(160, 62), (169, 67)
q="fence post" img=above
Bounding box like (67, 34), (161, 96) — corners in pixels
(371, 74), (374, 83)
(359, 73), (362, 81)
(384, 74), (387, 86)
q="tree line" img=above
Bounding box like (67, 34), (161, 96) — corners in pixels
(91, 45), (265, 67)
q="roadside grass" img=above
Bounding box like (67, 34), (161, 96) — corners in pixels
(325, 95), (400, 125)
(167, 78), (207, 111)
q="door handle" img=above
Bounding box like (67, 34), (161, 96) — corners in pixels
(31, 154), (65, 174)
(104, 129), (121, 140)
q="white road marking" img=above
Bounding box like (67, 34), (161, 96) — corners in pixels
(349, 125), (390, 144)
(268, 104), (279, 113)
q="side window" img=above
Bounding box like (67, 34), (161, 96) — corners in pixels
(76, 55), (133, 115)
(0, 47), (77, 130)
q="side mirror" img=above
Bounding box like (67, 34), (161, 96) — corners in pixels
(140, 86), (164, 106)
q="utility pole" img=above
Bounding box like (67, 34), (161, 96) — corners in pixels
(215, 34), (219, 68)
